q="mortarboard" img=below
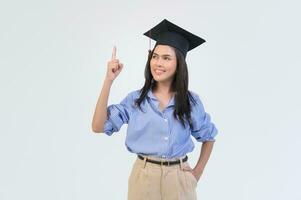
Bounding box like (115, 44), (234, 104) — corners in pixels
(143, 19), (206, 58)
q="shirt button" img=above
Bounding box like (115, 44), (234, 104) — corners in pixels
(164, 136), (169, 140)
(164, 118), (168, 122)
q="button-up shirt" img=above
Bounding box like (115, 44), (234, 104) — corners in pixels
(103, 89), (218, 159)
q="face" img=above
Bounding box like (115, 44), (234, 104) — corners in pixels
(150, 44), (177, 84)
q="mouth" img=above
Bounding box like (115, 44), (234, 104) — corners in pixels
(154, 69), (166, 75)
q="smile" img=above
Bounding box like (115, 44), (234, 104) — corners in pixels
(154, 69), (166, 75)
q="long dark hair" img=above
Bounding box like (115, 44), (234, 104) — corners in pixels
(134, 45), (197, 129)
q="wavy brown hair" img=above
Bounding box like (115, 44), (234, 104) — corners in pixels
(134, 45), (197, 129)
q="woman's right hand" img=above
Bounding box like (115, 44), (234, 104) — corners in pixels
(106, 46), (124, 82)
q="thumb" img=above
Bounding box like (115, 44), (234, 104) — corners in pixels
(182, 165), (193, 171)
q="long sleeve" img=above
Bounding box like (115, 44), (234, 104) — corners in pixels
(190, 94), (218, 142)
(103, 92), (133, 136)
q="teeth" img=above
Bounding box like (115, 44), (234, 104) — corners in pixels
(155, 69), (165, 73)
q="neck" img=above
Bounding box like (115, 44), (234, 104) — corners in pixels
(153, 82), (174, 95)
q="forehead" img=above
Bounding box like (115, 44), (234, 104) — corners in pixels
(153, 44), (176, 56)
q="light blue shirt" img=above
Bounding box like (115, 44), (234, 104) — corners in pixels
(104, 89), (218, 159)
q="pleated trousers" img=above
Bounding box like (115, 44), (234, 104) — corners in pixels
(128, 155), (198, 200)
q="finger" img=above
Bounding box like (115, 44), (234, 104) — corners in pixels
(113, 64), (119, 72)
(183, 167), (192, 171)
(117, 63), (123, 71)
(111, 46), (117, 60)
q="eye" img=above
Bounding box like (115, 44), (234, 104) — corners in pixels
(164, 57), (170, 60)
(152, 55), (157, 59)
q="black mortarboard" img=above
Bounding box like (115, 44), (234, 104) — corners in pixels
(143, 19), (206, 58)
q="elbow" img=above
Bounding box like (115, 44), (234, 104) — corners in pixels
(92, 128), (102, 133)
(91, 123), (104, 134)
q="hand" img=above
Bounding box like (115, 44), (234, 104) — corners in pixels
(183, 165), (203, 182)
(106, 46), (124, 82)
(191, 168), (203, 182)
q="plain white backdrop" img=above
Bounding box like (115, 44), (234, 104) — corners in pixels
(0, 0), (300, 199)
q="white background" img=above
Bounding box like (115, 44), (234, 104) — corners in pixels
(0, 0), (300, 199)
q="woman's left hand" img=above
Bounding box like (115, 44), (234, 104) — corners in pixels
(191, 168), (203, 182)
(183, 165), (203, 182)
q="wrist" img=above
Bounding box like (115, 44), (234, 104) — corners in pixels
(104, 77), (114, 84)
(194, 166), (204, 174)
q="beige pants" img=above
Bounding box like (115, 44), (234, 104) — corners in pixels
(128, 155), (198, 200)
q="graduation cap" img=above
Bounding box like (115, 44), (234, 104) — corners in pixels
(143, 19), (206, 58)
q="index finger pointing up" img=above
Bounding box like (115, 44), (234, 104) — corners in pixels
(111, 46), (117, 60)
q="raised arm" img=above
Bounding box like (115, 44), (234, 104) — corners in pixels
(91, 46), (124, 133)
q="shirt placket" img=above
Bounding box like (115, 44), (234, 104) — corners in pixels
(147, 94), (174, 159)
(161, 109), (172, 159)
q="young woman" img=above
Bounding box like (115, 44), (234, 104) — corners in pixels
(92, 19), (218, 200)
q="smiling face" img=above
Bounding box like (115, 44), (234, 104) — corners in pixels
(150, 44), (177, 84)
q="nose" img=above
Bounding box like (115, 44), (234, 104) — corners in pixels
(155, 57), (164, 67)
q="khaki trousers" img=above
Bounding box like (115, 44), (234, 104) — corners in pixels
(128, 155), (198, 200)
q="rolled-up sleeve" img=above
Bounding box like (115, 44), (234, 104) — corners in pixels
(103, 92), (133, 136)
(190, 94), (218, 142)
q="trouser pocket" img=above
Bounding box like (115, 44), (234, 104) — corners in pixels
(181, 162), (198, 188)
(185, 170), (198, 187)
(128, 160), (149, 200)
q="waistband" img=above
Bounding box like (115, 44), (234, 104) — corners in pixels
(138, 154), (188, 166)
(137, 154), (187, 162)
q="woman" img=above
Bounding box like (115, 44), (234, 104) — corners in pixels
(92, 19), (218, 200)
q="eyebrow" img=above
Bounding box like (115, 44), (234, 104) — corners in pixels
(153, 52), (172, 57)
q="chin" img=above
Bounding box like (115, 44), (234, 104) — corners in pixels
(153, 76), (170, 83)
(152, 71), (173, 82)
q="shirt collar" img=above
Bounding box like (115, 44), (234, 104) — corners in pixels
(147, 89), (175, 107)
